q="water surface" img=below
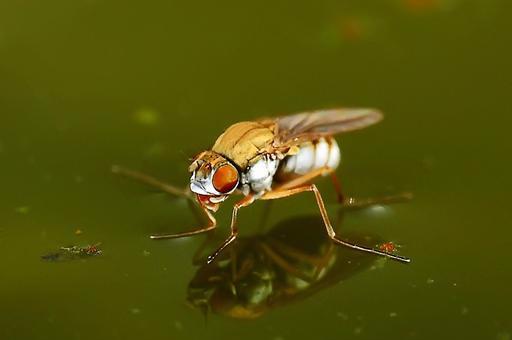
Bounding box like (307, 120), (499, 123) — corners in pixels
(0, 1), (511, 339)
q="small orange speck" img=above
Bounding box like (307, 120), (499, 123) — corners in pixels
(75, 229), (83, 235)
(379, 242), (396, 253)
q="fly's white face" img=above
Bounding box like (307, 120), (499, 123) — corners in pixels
(189, 170), (218, 196)
(190, 170), (234, 202)
(189, 151), (240, 211)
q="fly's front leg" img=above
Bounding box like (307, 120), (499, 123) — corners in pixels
(261, 185), (411, 263)
(112, 165), (192, 200)
(112, 165), (216, 239)
(206, 195), (255, 264)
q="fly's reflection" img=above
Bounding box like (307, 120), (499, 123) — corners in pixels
(187, 215), (384, 319)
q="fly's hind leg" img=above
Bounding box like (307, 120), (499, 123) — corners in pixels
(330, 172), (345, 203)
(276, 166), (411, 209)
(329, 172), (413, 210)
(261, 185), (411, 263)
(341, 192), (414, 210)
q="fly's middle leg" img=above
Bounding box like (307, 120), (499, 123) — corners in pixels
(206, 194), (255, 264)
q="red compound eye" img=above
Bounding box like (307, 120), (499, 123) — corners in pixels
(212, 164), (239, 193)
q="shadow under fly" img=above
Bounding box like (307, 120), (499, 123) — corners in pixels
(186, 214), (390, 319)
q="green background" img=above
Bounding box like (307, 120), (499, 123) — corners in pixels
(0, 1), (510, 339)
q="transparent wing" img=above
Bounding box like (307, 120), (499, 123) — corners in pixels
(272, 108), (383, 146)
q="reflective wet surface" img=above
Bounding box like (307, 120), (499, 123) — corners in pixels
(1, 1), (511, 339)
(187, 215), (384, 319)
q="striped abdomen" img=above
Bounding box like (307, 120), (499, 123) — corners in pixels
(276, 137), (341, 181)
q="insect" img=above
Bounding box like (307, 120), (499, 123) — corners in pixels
(379, 241), (398, 253)
(113, 108), (410, 264)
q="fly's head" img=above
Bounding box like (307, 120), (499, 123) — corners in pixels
(189, 151), (240, 211)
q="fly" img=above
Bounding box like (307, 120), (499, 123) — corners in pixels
(113, 108), (411, 264)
